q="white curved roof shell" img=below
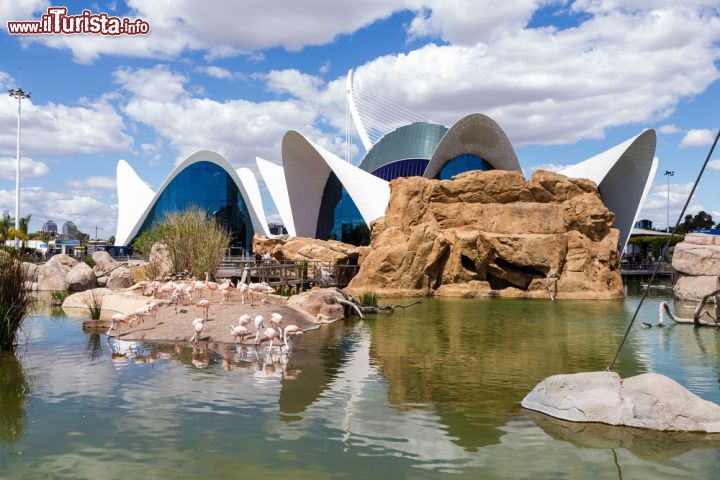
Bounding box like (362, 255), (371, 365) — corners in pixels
(256, 156), (296, 237)
(424, 113), (521, 179)
(115, 150), (269, 247)
(559, 130), (657, 250)
(282, 131), (390, 238)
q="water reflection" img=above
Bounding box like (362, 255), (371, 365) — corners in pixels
(0, 352), (29, 447)
(368, 298), (645, 451)
(525, 410), (720, 461)
(3, 297), (720, 478)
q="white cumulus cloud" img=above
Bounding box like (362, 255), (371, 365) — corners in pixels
(679, 128), (715, 148)
(0, 157), (49, 179)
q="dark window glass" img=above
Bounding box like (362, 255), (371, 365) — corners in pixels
(371, 158), (429, 181)
(316, 172), (370, 246)
(131, 161), (254, 251)
(437, 154), (493, 180)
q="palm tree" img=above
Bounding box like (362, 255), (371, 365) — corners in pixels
(0, 217), (11, 243)
(18, 214), (31, 236)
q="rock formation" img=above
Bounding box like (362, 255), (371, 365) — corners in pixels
(37, 254), (78, 291)
(672, 234), (720, 301)
(347, 170), (623, 299)
(253, 235), (366, 265)
(521, 371), (720, 433)
(66, 262), (98, 291)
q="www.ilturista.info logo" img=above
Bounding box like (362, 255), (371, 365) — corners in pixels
(7, 6), (150, 35)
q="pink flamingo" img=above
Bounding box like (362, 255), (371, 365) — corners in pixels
(133, 307), (151, 327)
(253, 315), (264, 344)
(238, 313), (252, 328)
(283, 325), (304, 349)
(230, 325), (252, 343)
(269, 312), (283, 339)
(239, 283), (250, 304)
(190, 317), (205, 343)
(157, 283), (174, 299)
(220, 288), (231, 307)
(264, 327), (278, 347)
(107, 313), (131, 336)
(196, 299), (210, 320)
(205, 272), (219, 297)
(147, 302), (159, 322)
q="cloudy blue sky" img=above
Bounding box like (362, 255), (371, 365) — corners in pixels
(0, 0), (719, 237)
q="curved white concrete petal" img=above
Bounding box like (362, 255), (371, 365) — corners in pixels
(115, 160), (155, 246)
(424, 113), (521, 179)
(282, 131), (390, 238)
(115, 151), (267, 246)
(256, 157), (296, 237)
(559, 129), (657, 250)
(236, 167), (271, 237)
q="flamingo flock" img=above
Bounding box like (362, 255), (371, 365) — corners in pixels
(107, 275), (304, 354)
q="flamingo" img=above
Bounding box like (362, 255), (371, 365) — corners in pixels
(254, 315), (264, 344)
(220, 288), (231, 307)
(238, 313), (252, 328)
(157, 283), (174, 299)
(107, 313), (131, 336)
(196, 299), (210, 320)
(205, 272), (219, 297)
(264, 327), (278, 348)
(133, 307), (151, 327)
(283, 325), (304, 349)
(230, 325), (252, 343)
(239, 283), (250, 304)
(269, 312), (283, 340)
(193, 278), (208, 296)
(190, 317), (205, 343)
(170, 288), (182, 313)
(147, 302), (159, 322)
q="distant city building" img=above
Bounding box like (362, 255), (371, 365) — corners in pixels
(634, 219), (653, 230)
(62, 221), (78, 239)
(41, 219), (58, 235)
(268, 223), (287, 235)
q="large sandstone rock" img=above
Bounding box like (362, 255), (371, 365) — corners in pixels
(672, 234), (720, 301)
(62, 288), (113, 316)
(287, 288), (346, 323)
(148, 242), (172, 278)
(673, 275), (718, 302)
(253, 235), (362, 265)
(106, 266), (134, 289)
(22, 262), (39, 281)
(92, 251), (119, 277)
(36, 254), (79, 291)
(66, 262), (98, 291)
(521, 371), (720, 432)
(347, 170), (623, 299)
(62, 288), (149, 319)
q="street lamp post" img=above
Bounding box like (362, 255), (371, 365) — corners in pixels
(8, 87), (30, 248)
(664, 170), (675, 233)
(95, 226), (103, 242)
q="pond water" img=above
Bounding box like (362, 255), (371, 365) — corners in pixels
(2, 292), (720, 479)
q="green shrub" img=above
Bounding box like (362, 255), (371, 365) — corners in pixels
(50, 290), (70, 305)
(132, 206), (230, 279)
(359, 292), (379, 307)
(83, 290), (102, 320)
(0, 251), (35, 350)
(83, 256), (95, 268)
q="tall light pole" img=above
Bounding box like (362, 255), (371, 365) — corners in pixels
(664, 170), (674, 233)
(9, 87), (30, 247)
(95, 226), (103, 241)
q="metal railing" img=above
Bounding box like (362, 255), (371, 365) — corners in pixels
(216, 259), (360, 288)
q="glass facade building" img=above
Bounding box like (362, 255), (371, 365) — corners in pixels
(438, 154), (493, 180)
(359, 122), (448, 174)
(133, 161), (254, 250)
(316, 173), (369, 245)
(371, 159), (429, 181)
